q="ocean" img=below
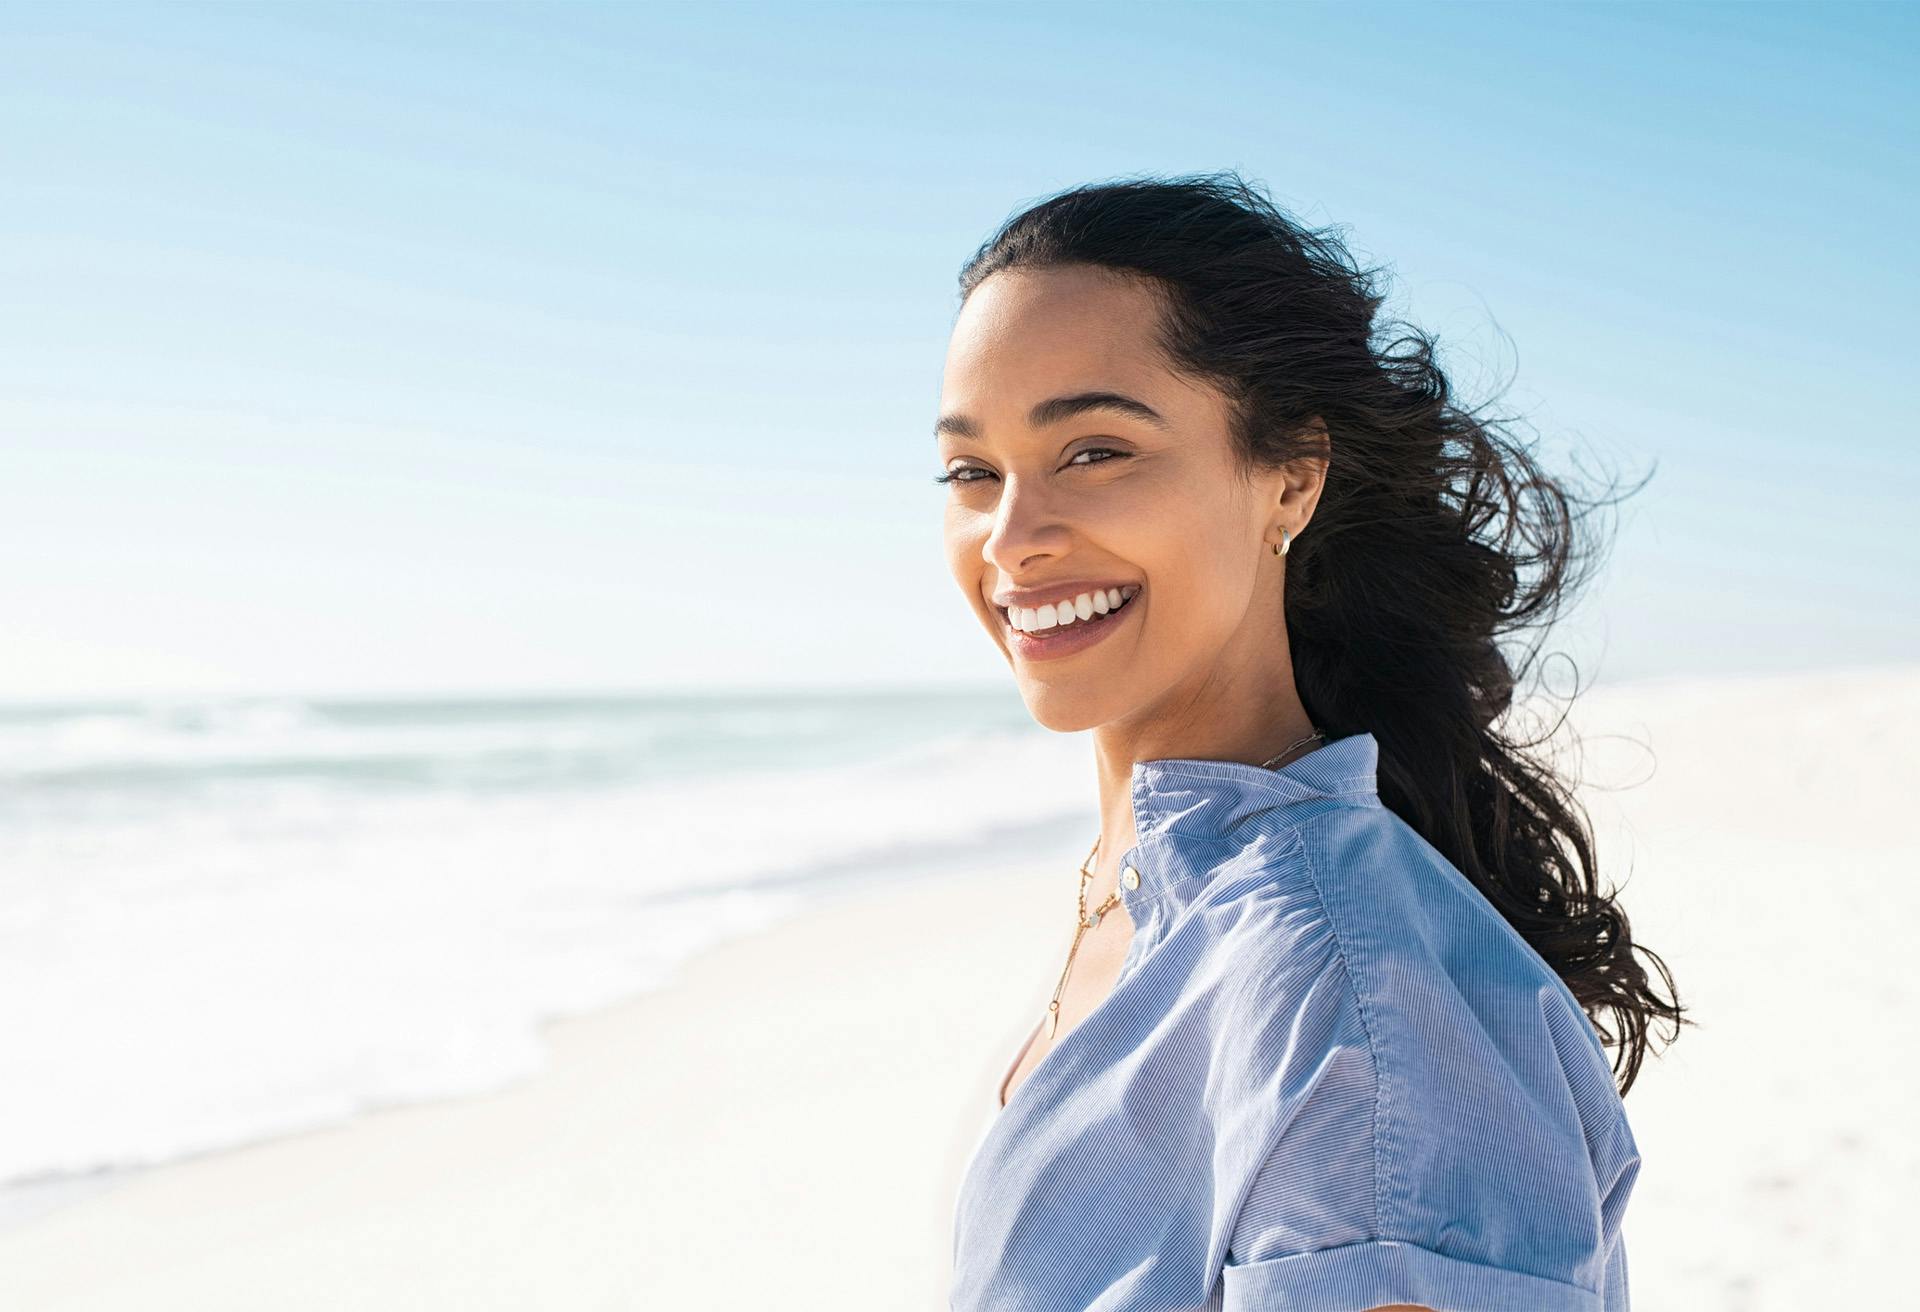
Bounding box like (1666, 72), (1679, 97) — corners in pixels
(0, 687), (1094, 1226)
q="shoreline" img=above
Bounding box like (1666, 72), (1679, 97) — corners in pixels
(0, 851), (1071, 1310)
(0, 1173), (129, 1237)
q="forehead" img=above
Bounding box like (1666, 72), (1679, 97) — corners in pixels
(941, 266), (1171, 411)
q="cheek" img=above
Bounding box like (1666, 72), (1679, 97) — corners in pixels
(942, 512), (986, 580)
(1136, 530), (1256, 635)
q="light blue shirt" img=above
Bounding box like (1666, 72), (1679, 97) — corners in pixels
(951, 731), (1638, 1311)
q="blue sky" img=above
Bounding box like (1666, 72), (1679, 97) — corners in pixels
(2, 1), (1913, 699)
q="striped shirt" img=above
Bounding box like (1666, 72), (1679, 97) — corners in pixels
(950, 731), (1639, 1311)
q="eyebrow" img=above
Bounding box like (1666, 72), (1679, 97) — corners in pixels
(934, 391), (1172, 442)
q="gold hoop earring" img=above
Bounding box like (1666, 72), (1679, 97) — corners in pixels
(1272, 528), (1292, 557)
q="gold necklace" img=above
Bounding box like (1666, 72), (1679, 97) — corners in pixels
(1260, 727), (1325, 771)
(1041, 728), (1325, 1040)
(1044, 834), (1117, 1039)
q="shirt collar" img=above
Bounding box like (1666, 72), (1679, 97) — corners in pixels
(1112, 731), (1381, 916)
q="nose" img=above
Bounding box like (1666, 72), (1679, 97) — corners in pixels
(981, 476), (1070, 577)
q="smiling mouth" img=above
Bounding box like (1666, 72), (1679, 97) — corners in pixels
(999, 587), (1141, 635)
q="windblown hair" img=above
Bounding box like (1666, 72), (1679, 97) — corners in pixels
(958, 171), (1687, 1096)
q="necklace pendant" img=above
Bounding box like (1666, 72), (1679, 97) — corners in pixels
(1083, 910), (1101, 929)
(1046, 1005), (1060, 1038)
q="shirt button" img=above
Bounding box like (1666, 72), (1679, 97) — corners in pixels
(1121, 866), (1141, 890)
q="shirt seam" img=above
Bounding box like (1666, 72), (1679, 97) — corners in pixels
(1288, 824), (1390, 1246)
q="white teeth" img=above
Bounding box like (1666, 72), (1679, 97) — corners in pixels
(1008, 587), (1140, 633)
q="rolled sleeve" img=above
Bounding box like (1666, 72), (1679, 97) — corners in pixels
(1221, 1237), (1603, 1312)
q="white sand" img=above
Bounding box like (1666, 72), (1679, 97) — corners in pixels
(0, 663), (1914, 1310)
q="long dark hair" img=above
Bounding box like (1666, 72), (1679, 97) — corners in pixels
(957, 171), (1687, 1096)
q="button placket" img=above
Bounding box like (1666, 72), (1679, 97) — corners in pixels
(1110, 850), (1154, 989)
(1116, 842), (1150, 906)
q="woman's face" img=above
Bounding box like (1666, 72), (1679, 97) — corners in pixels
(937, 265), (1298, 734)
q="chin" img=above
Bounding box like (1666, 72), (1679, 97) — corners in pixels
(1012, 679), (1119, 735)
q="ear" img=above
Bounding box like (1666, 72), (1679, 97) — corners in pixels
(1270, 414), (1331, 534)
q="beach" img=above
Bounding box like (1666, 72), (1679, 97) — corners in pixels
(0, 664), (1915, 1309)
(0, 852), (1066, 1310)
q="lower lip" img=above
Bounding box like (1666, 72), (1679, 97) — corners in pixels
(1004, 592), (1141, 662)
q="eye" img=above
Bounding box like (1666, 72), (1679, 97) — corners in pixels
(932, 465), (990, 485)
(932, 447), (1130, 486)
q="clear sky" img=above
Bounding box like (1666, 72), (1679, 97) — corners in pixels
(3, 1), (1914, 700)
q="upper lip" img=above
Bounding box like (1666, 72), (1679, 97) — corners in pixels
(990, 580), (1140, 611)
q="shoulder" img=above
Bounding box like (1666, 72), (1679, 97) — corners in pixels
(1305, 804), (1621, 1100)
(1180, 801), (1632, 1164)
(1211, 805), (1641, 1302)
(1267, 801), (1628, 1129)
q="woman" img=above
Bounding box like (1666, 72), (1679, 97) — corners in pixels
(938, 174), (1686, 1312)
